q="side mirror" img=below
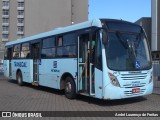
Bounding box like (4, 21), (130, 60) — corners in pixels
(102, 30), (108, 45)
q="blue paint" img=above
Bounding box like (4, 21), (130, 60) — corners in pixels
(14, 62), (27, 67)
(51, 69), (60, 73)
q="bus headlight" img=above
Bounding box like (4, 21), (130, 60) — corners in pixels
(108, 72), (120, 87)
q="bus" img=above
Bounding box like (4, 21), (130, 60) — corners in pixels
(3, 19), (153, 100)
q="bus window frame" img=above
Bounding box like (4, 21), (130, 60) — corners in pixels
(30, 39), (42, 60)
(94, 30), (103, 70)
(21, 42), (31, 59)
(41, 36), (56, 59)
(4, 46), (12, 60)
(56, 33), (77, 58)
(13, 44), (21, 59)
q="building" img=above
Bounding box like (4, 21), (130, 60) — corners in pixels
(152, 0), (160, 51)
(135, 17), (151, 48)
(0, 0), (88, 60)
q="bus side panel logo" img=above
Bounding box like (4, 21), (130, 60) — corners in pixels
(53, 61), (57, 68)
(14, 62), (27, 67)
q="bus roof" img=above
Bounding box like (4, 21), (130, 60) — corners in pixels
(6, 19), (102, 46)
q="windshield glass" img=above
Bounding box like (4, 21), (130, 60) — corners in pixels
(106, 32), (151, 71)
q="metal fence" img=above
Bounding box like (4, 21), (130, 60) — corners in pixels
(153, 60), (160, 94)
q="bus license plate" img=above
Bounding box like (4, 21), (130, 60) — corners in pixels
(132, 88), (140, 93)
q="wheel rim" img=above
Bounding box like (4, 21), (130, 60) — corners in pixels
(66, 82), (72, 93)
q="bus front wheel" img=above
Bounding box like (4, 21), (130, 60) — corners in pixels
(65, 76), (76, 99)
(17, 71), (23, 86)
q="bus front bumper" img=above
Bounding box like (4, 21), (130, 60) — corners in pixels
(103, 82), (153, 100)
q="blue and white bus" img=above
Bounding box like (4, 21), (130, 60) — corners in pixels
(3, 19), (153, 99)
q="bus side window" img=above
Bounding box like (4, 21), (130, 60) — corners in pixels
(4, 47), (8, 60)
(57, 36), (63, 46)
(91, 34), (96, 63)
(21, 43), (30, 59)
(57, 34), (77, 58)
(41, 36), (56, 58)
(13, 44), (20, 59)
(8, 48), (13, 60)
(95, 33), (102, 70)
(32, 44), (40, 59)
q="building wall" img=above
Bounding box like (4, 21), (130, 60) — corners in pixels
(25, 0), (72, 37)
(0, 0), (88, 60)
(157, 0), (160, 51)
(0, 2), (2, 39)
(135, 17), (151, 49)
(24, 0), (88, 38)
(9, 0), (18, 41)
(152, 0), (160, 51)
(0, 1), (2, 53)
(0, 0), (7, 58)
(71, 0), (88, 24)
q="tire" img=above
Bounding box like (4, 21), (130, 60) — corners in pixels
(17, 71), (24, 86)
(65, 76), (76, 99)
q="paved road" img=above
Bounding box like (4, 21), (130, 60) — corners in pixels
(0, 74), (160, 120)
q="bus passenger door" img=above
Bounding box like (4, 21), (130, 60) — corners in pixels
(8, 48), (12, 77)
(94, 31), (103, 99)
(31, 43), (40, 85)
(78, 33), (95, 96)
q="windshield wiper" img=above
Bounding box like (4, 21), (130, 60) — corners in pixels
(115, 31), (128, 49)
(116, 31), (139, 69)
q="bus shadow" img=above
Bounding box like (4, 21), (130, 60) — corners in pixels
(8, 79), (18, 84)
(32, 85), (65, 96)
(8, 79), (65, 96)
(75, 94), (147, 106)
(8, 79), (147, 106)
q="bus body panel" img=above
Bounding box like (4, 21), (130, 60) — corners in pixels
(39, 58), (77, 89)
(3, 60), (9, 77)
(11, 60), (33, 83)
(101, 43), (111, 98)
(102, 51), (153, 100)
(94, 68), (103, 98)
(38, 59), (59, 89)
(116, 70), (152, 88)
(104, 81), (153, 100)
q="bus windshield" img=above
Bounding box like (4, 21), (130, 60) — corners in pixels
(106, 32), (152, 71)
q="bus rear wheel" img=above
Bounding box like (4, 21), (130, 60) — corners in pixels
(65, 76), (76, 99)
(17, 71), (23, 86)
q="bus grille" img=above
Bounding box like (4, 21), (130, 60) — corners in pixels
(120, 72), (148, 88)
(120, 73), (147, 81)
(124, 89), (146, 96)
(123, 83), (146, 88)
